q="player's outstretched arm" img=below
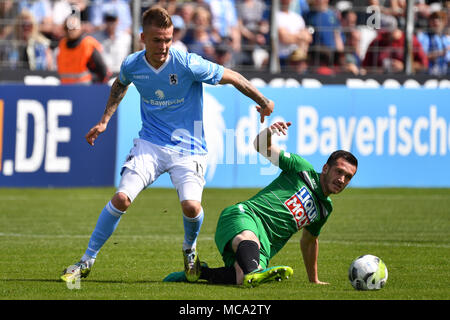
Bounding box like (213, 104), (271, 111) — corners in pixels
(219, 68), (274, 123)
(300, 228), (329, 285)
(85, 78), (129, 146)
(253, 121), (291, 164)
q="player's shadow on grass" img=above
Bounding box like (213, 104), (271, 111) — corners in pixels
(1, 278), (160, 284)
(87, 280), (163, 284)
(1, 278), (62, 283)
(83, 280), (230, 285)
(2, 279), (236, 287)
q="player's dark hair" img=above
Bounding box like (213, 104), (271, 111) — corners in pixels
(142, 6), (172, 29)
(327, 150), (358, 168)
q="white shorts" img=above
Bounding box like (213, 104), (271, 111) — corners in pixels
(117, 138), (207, 203)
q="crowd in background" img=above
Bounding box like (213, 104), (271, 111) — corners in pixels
(0, 0), (449, 82)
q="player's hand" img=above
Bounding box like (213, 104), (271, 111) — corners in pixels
(85, 122), (107, 146)
(255, 99), (274, 123)
(268, 121), (291, 136)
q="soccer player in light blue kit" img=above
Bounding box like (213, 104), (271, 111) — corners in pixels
(61, 6), (274, 283)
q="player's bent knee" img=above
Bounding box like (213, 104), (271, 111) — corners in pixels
(181, 200), (202, 218)
(111, 192), (131, 212)
(231, 231), (260, 252)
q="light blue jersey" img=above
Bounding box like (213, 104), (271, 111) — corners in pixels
(119, 47), (225, 155)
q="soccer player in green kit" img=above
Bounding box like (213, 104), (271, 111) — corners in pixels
(164, 121), (358, 287)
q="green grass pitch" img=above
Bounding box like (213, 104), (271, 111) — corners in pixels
(0, 187), (449, 300)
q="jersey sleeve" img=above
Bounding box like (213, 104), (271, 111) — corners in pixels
(305, 214), (329, 237)
(186, 52), (224, 85)
(118, 55), (132, 86)
(278, 149), (314, 173)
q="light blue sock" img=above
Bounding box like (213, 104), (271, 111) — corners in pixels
(182, 209), (204, 251)
(84, 201), (125, 258)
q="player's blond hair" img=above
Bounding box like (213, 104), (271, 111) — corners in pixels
(142, 6), (173, 29)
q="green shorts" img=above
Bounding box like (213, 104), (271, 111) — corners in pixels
(214, 203), (271, 269)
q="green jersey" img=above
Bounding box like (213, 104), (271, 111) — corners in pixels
(242, 150), (333, 256)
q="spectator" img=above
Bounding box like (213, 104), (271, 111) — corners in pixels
(0, 0), (20, 40)
(362, 19), (429, 73)
(417, 10), (449, 75)
(214, 42), (234, 67)
(277, 0), (312, 67)
(377, 0), (406, 28)
(347, 0), (374, 25)
(153, 0), (177, 15)
(170, 15), (187, 52)
(306, 0), (344, 53)
(56, 14), (110, 84)
(236, 0), (269, 67)
(340, 9), (357, 44)
(89, 0), (132, 34)
(309, 46), (336, 75)
(365, 0), (401, 30)
(177, 2), (195, 31)
(184, 6), (218, 61)
(288, 47), (309, 74)
(415, 1), (448, 32)
(177, 1), (211, 43)
(342, 29), (366, 75)
(193, 0), (212, 10)
(92, 9), (131, 73)
(206, 0), (241, 52)
(415, 0), (434, 31)
(291, 0), (310, 18)
(0, 10), (53, 70)
(52, 0), (93, 42)
(18, 0), (53, 40)
(337, 8), (366, 75)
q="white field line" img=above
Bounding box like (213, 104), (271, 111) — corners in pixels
(0, 232), (448, 248)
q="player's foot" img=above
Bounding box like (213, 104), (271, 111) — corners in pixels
(164, 262), (208, 282)
(60, 260), (92, 283)
(183, 248), (201, 282)
(242, 266), (293, 288)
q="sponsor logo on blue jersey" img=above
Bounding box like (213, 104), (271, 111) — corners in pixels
(133, 74), (149, 79)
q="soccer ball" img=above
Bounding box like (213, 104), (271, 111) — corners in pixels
(348, 254), (388, 290)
